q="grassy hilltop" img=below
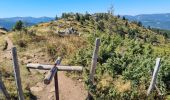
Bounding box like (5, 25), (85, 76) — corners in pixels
(0, 13), (170, 99)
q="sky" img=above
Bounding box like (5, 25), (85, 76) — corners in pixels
(0, 0), (170, 18)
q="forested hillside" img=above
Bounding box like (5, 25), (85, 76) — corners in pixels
(0, 13), (170, 99)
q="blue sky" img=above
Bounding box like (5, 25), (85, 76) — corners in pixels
(0, 0), (170, 18)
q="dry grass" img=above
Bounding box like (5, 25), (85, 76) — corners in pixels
(113, 76), (131, 93)
(99, 73), (113, 88)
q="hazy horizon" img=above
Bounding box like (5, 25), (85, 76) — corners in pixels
(1, 12), (170, 19)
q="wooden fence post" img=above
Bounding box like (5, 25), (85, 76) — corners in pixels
(54, 58), (62, 100)
(88, 38), (100, 99)
(147, 58), (161, 96)
(54, 71), (59, 100)
(89, 38), (100, 83)
(44, 57), (62, 100)
(11, 47), (24, 100)
(0, 72), (10, 100)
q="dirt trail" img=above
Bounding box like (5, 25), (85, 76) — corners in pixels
(31, 71), (87, 100)
(0, 37), (13, 62)
(5, 37), (13, 50)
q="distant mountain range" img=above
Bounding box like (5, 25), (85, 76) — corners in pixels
(0, 13), (170, 30)
(124, 13), (170, 30)
(0, 17), (54, 30)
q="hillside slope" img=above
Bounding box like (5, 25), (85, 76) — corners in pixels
(0, 13), (170, 99)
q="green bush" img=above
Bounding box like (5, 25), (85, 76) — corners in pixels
(68, 32), (170, 99)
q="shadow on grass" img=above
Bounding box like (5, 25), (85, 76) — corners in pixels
(25, 91), (37, 100)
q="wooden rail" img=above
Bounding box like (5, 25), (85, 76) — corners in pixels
(26, 64), (83, 71)
(11, 47), (24, 100)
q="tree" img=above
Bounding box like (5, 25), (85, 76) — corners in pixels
(61, 13), (68, 19)
(117, 15), (120, 18)
(156, 29), (160, 34)
(55, 15), (59, 20)
(122, 16), (126, 20)
(75, 13), (80, 21)
(80, 15), (85, 22)
(97, 21), (105, 31)
(147, 26), (151, 30)
(84, 12), (90, 20)
(125, 21), (128, 26)
(163, 32), (168, 39)
(137, 21), (142, 27)
(108, 4), (114, 15)
(13, 20), (24, 31)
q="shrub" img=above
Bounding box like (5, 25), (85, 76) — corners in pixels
(75, 13), (80, 21)
(68, 32), (169, 99)
(97, 21), (105, 31)
(13, 20), (24, 31)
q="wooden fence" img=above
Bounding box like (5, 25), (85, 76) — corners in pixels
(0, 38), (163, 100)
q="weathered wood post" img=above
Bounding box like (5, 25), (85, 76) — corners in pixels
(147, 58), (161, 96)
(0, 72), (10, 100)
(88, 38), (100, 99)
(44, 57), (62, 100)
(89, 38), (100, 83)
(54, 58), (61, 100)
(54, 69), (59, 100)
(11, 47), (24, 100)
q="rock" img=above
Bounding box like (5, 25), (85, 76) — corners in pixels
(24, 59), (32, 64)
(49, 87), (55, 93)
(48, 94), (54, 99)
(30, 82), (45, 92)
(58, 27), (78, 35)
(78, 79), (82, 82)
(30, 86), (44, 92)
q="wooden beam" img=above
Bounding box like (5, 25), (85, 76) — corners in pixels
(88, 38), (100, 100)
(11, 47), (24, 100)
(26, 64), (83, 71)
(44, 57), (62, 85)
(0, 73), (10, 100)
(147, 58), (161, 96)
